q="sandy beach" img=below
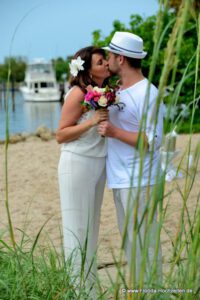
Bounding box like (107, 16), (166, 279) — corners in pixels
(0, 133), (199, 283)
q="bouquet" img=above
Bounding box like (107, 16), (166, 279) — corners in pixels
(82, 85), (120, 110)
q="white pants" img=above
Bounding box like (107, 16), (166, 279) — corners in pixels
(113, 186), (162, 284)
(58, 151), (106, 294)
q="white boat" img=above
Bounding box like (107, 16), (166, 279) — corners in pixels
(20, 59), (61, 102)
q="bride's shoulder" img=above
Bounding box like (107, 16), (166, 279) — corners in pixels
(64, 85), (85, 102)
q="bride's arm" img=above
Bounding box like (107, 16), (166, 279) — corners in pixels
(56, 86), (107, 144)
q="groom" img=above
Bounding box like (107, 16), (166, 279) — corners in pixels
(98, 31), (164, 283)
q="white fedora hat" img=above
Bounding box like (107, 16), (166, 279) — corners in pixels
(103, 31), (147, 59)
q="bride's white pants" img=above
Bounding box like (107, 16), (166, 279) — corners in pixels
(58, 151), (106, 290)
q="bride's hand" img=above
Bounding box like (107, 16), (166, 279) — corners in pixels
(91, 109), (109, 125)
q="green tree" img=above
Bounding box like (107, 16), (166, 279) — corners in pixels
(52, 57), (69, 82)
(0, 57), (26, 82)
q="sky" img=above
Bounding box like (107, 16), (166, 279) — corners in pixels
(0, 0), (159, 63)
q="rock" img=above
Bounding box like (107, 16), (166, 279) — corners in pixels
(0, 127), (54, 144)
(9, 134), (23, 144)
(36, 126), (50, 137)
(36, 126), (53, 141)
(40, 132), (52, 141)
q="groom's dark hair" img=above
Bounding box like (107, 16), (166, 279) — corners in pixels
(125, 57), (141, 69)
(69, 46), (109, 93)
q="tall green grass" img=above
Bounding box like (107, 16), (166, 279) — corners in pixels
(112, 1), (200, 299)
(1, 0), (200, 299)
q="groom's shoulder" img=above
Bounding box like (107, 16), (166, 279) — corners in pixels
(135, 80), (158, 106)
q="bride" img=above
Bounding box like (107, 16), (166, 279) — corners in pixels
(56, 46), (110, 298)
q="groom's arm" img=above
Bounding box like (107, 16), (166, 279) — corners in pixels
(97, 121), (148, 149)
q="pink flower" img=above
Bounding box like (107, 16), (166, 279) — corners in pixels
(94, 96), (101, 102)
(85, 91), (94, 101)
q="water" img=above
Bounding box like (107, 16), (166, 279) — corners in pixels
(0, 91), (62, 140)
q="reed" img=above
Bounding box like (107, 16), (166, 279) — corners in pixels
(112, 1), (199, 299)
(3, 2), (43, 249)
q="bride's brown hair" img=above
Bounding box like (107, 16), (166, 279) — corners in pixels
(69, 46), (108, 92)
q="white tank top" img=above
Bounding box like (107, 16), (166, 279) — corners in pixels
(61, 88), (107, 157)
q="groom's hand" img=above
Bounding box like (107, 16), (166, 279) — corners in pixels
(97, 121), (116, 137)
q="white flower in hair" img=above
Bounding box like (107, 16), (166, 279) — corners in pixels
(69, 56), (85, 77)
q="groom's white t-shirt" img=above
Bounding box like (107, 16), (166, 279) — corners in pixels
(107, 78), (164, 189)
